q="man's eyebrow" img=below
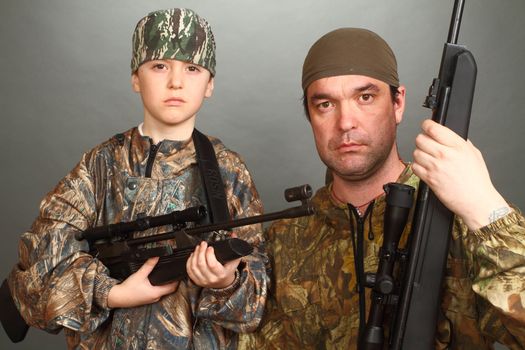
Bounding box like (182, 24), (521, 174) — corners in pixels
(355, 83), (381, 93)
(309, 93), (332, 101)
(309, 83), (382, 102)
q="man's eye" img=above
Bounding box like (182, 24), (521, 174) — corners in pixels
(153, 63), (166, 70)
(187, 65), (200, 72)
(317, 101), (332, 109)
(360, 94), (373, 102)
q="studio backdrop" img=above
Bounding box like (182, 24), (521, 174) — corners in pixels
(1, 1), (523, 349)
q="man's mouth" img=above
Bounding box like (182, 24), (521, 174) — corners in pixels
(337, 142), (364, 151)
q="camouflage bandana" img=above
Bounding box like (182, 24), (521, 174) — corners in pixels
(131, 8), (216, 75)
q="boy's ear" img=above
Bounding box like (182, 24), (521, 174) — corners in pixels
(205, 77), (214, 98)
(131, 73), (140, 93)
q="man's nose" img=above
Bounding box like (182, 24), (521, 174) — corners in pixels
(337, 102), (357, 130)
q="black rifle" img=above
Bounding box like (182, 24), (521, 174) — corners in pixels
(360, 0), (477, 348)
(385, 0), (476, 349)
(78, 184), (315, 285)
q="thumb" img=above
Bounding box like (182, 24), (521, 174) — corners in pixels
(137, 256), (160, 277)
(223, 257), (242, 270)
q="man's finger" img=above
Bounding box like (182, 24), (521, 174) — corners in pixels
(421, 119), (463, 147)
(414, 132), (443, 157)
(412, 148), (438, 171)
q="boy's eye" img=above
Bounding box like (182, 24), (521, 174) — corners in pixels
(187, 65), (200, 72)
(153, 63), (167, 70)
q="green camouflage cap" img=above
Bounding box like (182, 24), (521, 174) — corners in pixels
(131, 8), (216, 75)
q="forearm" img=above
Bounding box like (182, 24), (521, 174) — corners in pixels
(456, 185), (512, 231)
(8, 249), (116, 333)
(197, 248), (269, 332)
(465, 210), (525, 324)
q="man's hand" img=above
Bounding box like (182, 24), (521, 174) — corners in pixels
(186, 241), (241, 289)
(412, 119), (511, 230)
(107, 257), (179, 308)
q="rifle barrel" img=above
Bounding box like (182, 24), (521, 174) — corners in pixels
(128, 204), (315, 246)
(447, 0), (465, 44)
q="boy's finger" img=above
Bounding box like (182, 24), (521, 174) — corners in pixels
(137, 257), (160, 276)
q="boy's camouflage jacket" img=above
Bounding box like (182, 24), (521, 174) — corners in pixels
(7, 127), (269, 349)
(240, 165), (525, 349)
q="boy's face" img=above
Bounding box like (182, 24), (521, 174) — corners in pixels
(132, 59), (214, 140)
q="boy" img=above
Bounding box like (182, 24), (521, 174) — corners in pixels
(4, 8), (268, 349)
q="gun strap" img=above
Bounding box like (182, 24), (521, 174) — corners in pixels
(0, 279), (29, 342)
(192, 129), (230, 224)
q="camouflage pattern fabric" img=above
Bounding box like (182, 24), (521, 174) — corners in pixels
(7, 128), (268, 349)
(131, 8), (216, 75)
(239, 165), (525, 349)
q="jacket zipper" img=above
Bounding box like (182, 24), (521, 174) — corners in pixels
(143, 140), (160, 345)
(144, 141), (160, 178)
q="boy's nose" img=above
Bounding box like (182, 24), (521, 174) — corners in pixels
(168, 71), (183, 89)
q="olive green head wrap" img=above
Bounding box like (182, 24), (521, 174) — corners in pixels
(302, 28), (399, 91)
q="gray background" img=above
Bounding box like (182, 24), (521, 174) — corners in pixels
(1, 0), (523, 349)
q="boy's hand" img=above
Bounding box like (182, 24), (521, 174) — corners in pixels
(412, 119), (511, 230)
(186, 241), (241, 289)
(107, 257), (179, 308)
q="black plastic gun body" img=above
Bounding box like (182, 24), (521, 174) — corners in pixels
(359, 1), (477, 348)
(389, 0), (477, 348)
(79, 184), (315, 285)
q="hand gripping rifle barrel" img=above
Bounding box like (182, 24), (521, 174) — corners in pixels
(388, 0), (477, 348)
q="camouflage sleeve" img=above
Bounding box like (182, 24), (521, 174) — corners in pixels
(463, 209), (525, 342)
(196, 151), (270, 332)
(7, 152), (118, 333)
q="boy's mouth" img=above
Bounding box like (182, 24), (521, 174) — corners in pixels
(164, 97), (186, 106)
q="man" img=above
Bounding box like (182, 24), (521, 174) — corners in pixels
(240, 28), (525, 349)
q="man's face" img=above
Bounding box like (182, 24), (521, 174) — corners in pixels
(306, 74), (405, 181)
(132, 59), (214, 139)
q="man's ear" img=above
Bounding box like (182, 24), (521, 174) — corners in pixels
(394, 85), (406, 124)
(205, 77), (214, 98)
(131, 73), (140, 93)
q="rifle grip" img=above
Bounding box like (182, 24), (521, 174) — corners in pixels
(210, 238), (254, 263)
(147, 238), (253, 285)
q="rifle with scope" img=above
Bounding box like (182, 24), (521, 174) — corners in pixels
(77, 184), (315, 285)
(360, 0), (477, 348)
